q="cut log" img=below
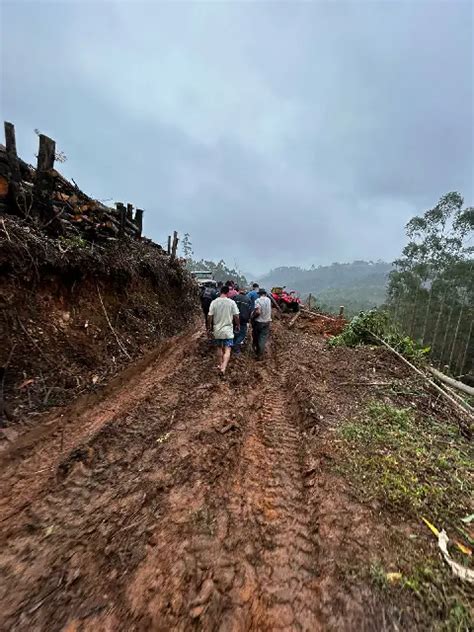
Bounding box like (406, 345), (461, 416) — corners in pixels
(3, 122), (23, 216)
(300, 307), (338, 322)
(36, 134), (56, 172)
(369, 331), (473, 421)
(428, 366), (474, 397)
(288, 312), (301, 329)
(2, 124), (144, 242)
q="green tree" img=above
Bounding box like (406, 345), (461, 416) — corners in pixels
(181, 232), (193, 259)
(186, 257), (247, 287)
(388, 192), (473, 374)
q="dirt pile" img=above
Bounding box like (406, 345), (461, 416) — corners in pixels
(0, 215), (197, 427)
(294, 310), (347, 336)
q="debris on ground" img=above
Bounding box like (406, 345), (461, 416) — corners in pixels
(1, 323), (471, 631)
(292, 307), (347, 336)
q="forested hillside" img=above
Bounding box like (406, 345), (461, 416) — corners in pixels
(259, 261), (391, 315)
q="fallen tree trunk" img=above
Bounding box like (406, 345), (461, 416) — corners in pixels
(300, 307), (338, 322)
(288, 312), (301, 328)
(369, 331), (473, 421)
(427, 366), (474, 397)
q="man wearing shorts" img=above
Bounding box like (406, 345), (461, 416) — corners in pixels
(207, 285), (240, 376)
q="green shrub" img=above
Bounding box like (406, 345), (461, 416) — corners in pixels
(330, 308), (430, 363)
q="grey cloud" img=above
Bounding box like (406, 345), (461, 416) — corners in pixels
(1, 0), (472, 273)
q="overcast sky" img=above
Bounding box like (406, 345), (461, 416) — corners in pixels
(1, 1), (472, 274)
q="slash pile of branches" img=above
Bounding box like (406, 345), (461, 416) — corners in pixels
(0, 122), (143, 242)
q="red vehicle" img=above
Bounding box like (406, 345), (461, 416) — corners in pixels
(271, 287), (301, 312)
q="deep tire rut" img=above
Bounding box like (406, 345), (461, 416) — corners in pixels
(224, 374), (319, 630)
(157, 365), (321, 631)
(0, 332), (323, 631)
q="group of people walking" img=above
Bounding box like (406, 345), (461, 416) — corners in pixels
(201, 281), (275, 377)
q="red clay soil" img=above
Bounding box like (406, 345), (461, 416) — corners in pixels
(0, 320), (466, 631)
(0, 216), (197, 423)
(295, 313), (347, 337)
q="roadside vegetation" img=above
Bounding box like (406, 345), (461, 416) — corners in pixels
(337, 401), (472, 525)
(335, 400), (473, 630)
(329, 308), (430, 363)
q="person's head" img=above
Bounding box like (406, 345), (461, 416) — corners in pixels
(234, 285), (240, 292)
(226, 280), (234, 288)
(239, 286), (247, 294)
(252, 283), (259, 290)
(258, 288), (267, 296)
(221, 285), (230, 296)
(217, 281), (223, 289)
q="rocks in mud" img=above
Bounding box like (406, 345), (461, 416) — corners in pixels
(191, 577), (215, 606)
(217, 421), (241, 434)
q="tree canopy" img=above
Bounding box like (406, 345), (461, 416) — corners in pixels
(387, 192), (473, 374)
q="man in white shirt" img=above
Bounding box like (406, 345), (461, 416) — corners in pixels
(252, 288), (272, 360)
(207, 285), (240, 376)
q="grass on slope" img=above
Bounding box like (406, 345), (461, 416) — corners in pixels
(337, 401), (472, 525)
(336, 401), (473, 630)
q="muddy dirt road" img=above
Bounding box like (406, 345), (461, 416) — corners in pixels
(0, 323), (412, 631)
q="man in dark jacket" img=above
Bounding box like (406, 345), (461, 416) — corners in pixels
(200, 281), (218, 325)
(232, 286), (252, 352)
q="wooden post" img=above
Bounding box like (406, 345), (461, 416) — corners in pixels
(4, 122), (21, 182)
(339, 306), (345, 318)
(34, 133), (56, 226)
(37, 134), (56, 172)
(116, 202), (126, 238)
(126, 203), (133, 221)
(3, 122), (23, 214)
(308, 293), (312, 310)
(171, 230), (179, 260)
(134, 209), (144, 238)
(167, 235), (171, 255)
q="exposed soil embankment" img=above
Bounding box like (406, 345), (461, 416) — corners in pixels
(0, 216), (197, 426)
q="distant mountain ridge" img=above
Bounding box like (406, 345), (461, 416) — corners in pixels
(258, 260), (392, 292)
(258, 261), (392, 315)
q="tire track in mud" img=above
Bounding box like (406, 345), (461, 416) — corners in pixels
(128, 349), (320, 631)
(220, 373), (319, 631)
(1, 327), (323, 631)
(0, 329), (202, 522)
(0, 336), (246, 631)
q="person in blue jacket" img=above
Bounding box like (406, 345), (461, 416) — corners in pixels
(247, 283), (260, 310)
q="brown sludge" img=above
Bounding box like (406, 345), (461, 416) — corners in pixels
(0, 319), (446, 631)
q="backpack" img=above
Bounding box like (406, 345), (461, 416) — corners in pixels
(201, 285), (217, 301)
(234, 295), (252, 323)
